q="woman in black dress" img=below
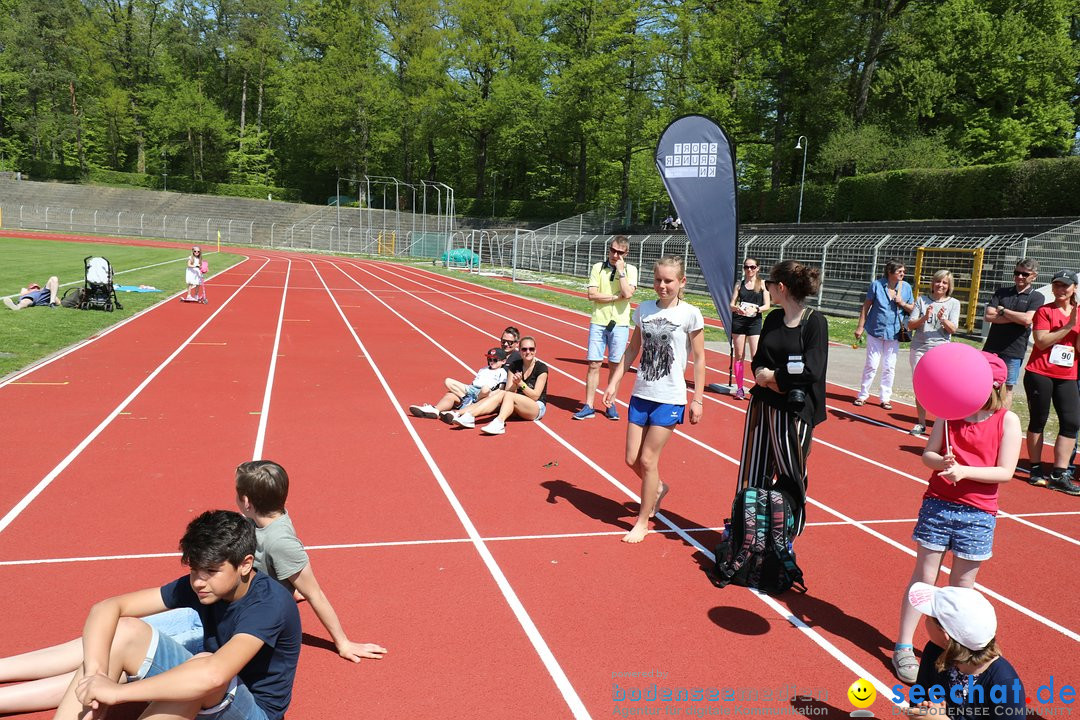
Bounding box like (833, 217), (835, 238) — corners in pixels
(728, 258), (771, 400)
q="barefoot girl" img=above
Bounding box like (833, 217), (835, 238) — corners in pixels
(604, 255), (705, 543)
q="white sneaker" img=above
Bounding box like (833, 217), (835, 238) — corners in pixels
(453, 412), (475, 429)
(481, 419), (505, 435)
(408, 403), (438, 419)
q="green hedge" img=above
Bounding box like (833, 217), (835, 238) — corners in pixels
(24, 163), (301, 203)
(739, 157), (1080, 222)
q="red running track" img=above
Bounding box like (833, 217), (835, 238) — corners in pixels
(1, 239), (1076, 719)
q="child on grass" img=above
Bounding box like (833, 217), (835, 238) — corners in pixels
(892, 352), (1020, 684)
(408, 347), (508, 418)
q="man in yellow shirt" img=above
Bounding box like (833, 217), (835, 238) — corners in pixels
(573, 235), (638, 420)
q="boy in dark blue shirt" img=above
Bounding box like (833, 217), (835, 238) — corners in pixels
(54, 510), (301, 720)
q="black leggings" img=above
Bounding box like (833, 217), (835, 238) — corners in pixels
(1023, 371), (1080, 435)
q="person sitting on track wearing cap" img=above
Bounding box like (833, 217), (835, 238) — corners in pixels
(408, 347), (509, 419)
(902, 584), (1026, 716)
(892, 352), (1020, 685)
(3, 277), (61, 310)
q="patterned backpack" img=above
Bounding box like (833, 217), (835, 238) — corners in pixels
(710, 485), (806, 596)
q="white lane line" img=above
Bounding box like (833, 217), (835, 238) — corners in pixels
(5, 510), (1075, 568)
(325, 259), (917, 714)
(0, 255), (255, 389)
(0, 258), (273, 536)
(314, 259), (590, 720)
(366, 259), (1077, 546)
(251, 260), (292, 460)
(335, 257), (1080, 644)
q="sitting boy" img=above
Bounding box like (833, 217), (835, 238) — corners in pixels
(54, 510), (301, 720)
(235, 460), (386, 662)
(408, 346), (508, 419)
(4, 276), (62, 310)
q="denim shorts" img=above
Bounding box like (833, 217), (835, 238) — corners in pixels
(912, 497), (997, 561)
(627, 396), (685, 428)
(145, 607), (204, 653)
(135, 626), (269, 720)
(1002, 356), (1023, 387)
(534, 400), (547, 420)
(587, 323), (630, 363)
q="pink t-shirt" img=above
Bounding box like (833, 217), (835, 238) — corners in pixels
(925, 409), (1006, 515)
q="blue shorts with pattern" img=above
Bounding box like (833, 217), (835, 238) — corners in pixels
(627, 396), (685, 428)
(134, 625), (269, 720)
(912, 497), (996, 561)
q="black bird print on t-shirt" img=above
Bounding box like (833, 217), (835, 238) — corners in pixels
(640, 316), (678, 381)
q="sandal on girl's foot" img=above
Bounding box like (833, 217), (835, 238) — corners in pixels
(852, 398), (866, 407)
(881, 402), (894, 410)
(892, 647), (919, 684)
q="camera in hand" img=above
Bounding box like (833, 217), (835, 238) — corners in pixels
(787, 388), (807, 409)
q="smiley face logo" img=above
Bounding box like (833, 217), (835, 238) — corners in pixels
(847, 678), (876, 709)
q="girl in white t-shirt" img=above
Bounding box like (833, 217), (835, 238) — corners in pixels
(604, 256), (706, 543)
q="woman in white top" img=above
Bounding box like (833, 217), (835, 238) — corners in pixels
(604, 256), (706, 543)
(907, 269), (961, 436)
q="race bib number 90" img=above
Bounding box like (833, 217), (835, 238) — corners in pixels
(1050, 344), (1075, 367)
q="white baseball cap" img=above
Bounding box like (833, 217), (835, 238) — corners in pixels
(908, 583), (997, 651)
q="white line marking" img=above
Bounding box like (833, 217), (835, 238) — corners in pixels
(333, 257), (1080, 646)
(315, 259), (591, 719)
(0, 258), (272, 536)
(370, 260), (1078, 546)
(252, 260), (292, 460)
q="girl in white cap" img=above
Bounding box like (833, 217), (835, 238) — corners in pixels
(892, 352), (1020, 684)
(903, 584), (1026, 716)
(184, 246), (203, 300)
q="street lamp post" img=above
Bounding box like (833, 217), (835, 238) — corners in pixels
(491, 170), (499, 217)
(336, 176), (342, 244)
(795, 136), (808, 224)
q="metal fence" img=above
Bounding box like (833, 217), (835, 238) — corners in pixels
(449, 227), (1080, 333)
(2, 203), (457, 257)
(5, 198), (1078, 330)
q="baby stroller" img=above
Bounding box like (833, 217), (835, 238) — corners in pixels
(80, 256), (122, 312)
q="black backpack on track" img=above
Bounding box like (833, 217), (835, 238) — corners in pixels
(709, 485), (806, 596)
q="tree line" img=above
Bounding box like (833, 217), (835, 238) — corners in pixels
(0, 0), (1077, 213)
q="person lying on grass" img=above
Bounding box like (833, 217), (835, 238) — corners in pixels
(52, 509), (301, 720)
(3, 276), (62, 310)
(0, 462), (386, 715)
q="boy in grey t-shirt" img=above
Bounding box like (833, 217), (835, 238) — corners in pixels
(236, 460), (387, 663)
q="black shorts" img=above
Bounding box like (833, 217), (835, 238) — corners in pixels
(730, 315), (762, 337)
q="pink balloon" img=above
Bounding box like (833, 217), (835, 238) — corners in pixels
(912, 344), (993, 420)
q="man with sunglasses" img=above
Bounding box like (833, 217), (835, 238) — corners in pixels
(983, 259), (1044, 394)
(499, 326), (522, 367)
(573, 236), (638, 421)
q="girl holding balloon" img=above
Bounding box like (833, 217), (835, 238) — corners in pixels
(892, 349), (1020, 685)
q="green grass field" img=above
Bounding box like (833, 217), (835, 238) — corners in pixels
(0, 236), (243, 378)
